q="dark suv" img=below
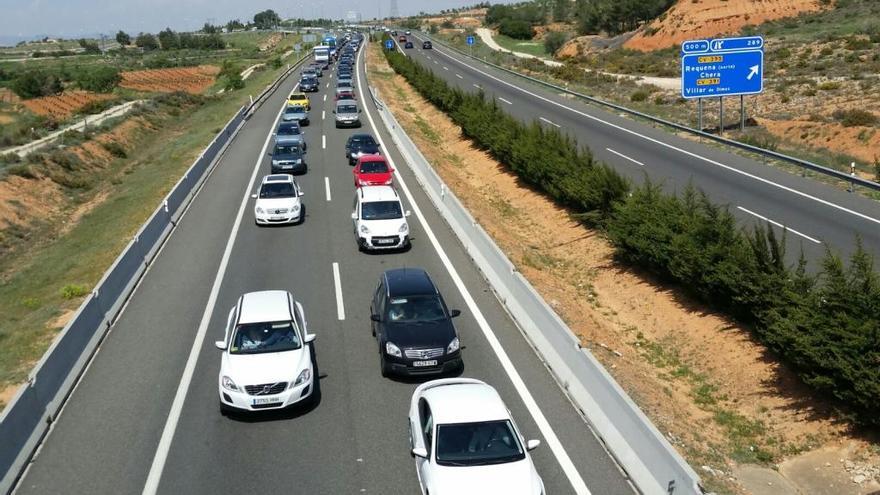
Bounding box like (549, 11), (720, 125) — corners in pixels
(371, 268), (463, 377)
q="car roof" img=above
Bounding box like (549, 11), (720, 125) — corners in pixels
(357, 154), (385, 163)
(262, 174), (293, 184)
(335, 100), (358, 109)
(238, 290), (293, 324)
(423, 382), (510, 424)
(277, 121), (300, 129)
(349, 133), (375, 142)
(383, 267), (437, 297)
(358, 185), (398, 203)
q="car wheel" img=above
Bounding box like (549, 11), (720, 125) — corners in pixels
(379, 353), (391, 378)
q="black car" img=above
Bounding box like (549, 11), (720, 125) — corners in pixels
(404, 41), (414, 49)
(422, 41), (432, 49)
(345, 133), (381, 165)
(271, 143), (307, 174)
(299, 76), (319, 92)
(371, 268), (463, 377)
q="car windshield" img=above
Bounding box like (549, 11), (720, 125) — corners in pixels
(285, 106), (304, 114)
(230, 321), (301, 354)
(362, 200), (402, 220)
(277, 125), (301, 136)
(260, 182), (296, 198)
(275, 145), (301, 155)
(435, 420), (525, 466)
(339, 105), (357, 113)
(290, 94), (305, 100)
(385, 295), (446, 323)
(351, 136), (376, 146)
(359, 161), (388, 174)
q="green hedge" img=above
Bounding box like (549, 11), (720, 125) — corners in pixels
(382, 41), (880, 426)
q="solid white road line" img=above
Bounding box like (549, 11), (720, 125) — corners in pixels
(332, 262), (345, 320)
(539, 117), (561, 128)
(141, 82), (294, 495)
(325, 176), (332, 202)
(357, 44), (591, 495)
(737, 206), (822, 244)
(606, 148), (644, 166)
(498, 97), (512, 105)
(426, 43), (880, 228)
(455, 73), (463, 79)
(322, 134), (326, 149)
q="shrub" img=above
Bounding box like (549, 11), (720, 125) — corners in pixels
(845, 37), (872, 51)
(833, 108), (878, 127)
(544, 32), (569, 55)
(60, 284), (88, 299)
(74, 66), (121, 93)
(10, 70), (63, 98)
(630, 90), (649, 102)
(101, 141), (127, 158)
(818, 81), (841, 91)
(6, 164), (37, 179)
(498, 19), (534, 40)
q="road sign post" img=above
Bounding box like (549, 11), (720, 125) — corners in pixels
(466, 34), (475, 58)
(385, 39), (393, 50)
(681, 36), (764, 135)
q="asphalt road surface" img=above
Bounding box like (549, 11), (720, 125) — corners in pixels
(401, 33), (880, 265)
(14, 43), (634, 495)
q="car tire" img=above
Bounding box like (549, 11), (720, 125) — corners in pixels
(379, 353), (391, 378)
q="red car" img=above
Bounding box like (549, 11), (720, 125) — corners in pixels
(398, 35), (407, 43)
(335, 90), (357, 101)
(353, 155), (394, 187)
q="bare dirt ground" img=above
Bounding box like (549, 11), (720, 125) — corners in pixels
(366, 40), (880, 494)
(21, 90), (115, 119)
(120, 66), (219, 94)
(625, 0), (825, 51)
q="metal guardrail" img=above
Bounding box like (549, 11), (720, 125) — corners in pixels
(367, 75), (702, 494)
(418, 32), (880, 193)
(0, 51), (310, 495)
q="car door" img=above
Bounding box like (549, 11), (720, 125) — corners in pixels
(352, 195), (360, 233)
(417, 399), (434, 491)
(371, 278), (385, 339)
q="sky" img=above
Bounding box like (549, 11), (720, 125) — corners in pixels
(0, 0), (517, 45)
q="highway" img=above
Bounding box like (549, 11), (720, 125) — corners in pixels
(402, 33), (880, 264)
(13, 42), (634, 494)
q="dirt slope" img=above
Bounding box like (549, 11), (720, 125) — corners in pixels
(625, 0), (825, 51)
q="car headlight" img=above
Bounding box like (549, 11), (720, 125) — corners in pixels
(255, 207), (264, 214)
(295, 158), (302, 164)
(385, 341), (402, 357)
(292, 368), (311, 387)
(399, 222), (409, 233)
(358, 179), (369, 186)
(292, 204), (300, 212)
(221, 375), (239, 391)
(447, 337), (460, 354)
(272, 160), (279, 165)
(359, 224), (370, 234)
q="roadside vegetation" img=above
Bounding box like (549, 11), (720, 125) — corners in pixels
(381, 38), (880, 429)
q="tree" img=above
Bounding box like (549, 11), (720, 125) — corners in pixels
(115, 30), (131, 46)
(544, 31), (568, 55)
(226, 19), (245, 32)
(158, 28), (179, 50)
(74, 66), (121, 92)
(78, 38), (101, 54)
(135, 32), (159, 51)
(202, 23), (219, 34)
(498, 18), (534, 39)
(11, 70), (63, 98)
(253, 9), (281, 30)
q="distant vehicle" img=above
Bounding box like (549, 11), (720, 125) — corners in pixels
(422, 41), (432, 50)
(309, 63), (324, 76)
(313, 46), (330, 66)
(405, 30), (411, 35)
(282, 105), (309, 125)
(335, 90), (357, 102)
(398, 35), (407, 42)
(216, 290), (316, 413)
(299, 76), (318, 92)
(391, 30), (398, 36)
(336, 79), (354, 90)
(287, 92), (310, 110)
(371, 268), (462, 376)
(251, 174), (304, 225)
(301, 68), (318, 79)
(345, 133), (380, 165)
(405, 41), (414, 49)
(334, 100), (361, 128)
(351, 186), (410, 251)
(353, 155), (394, 187)
(407, 378), (544, 494)
(271, 142), (307, 174)
(274, 122), (305, 149)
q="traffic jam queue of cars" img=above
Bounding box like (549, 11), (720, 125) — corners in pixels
(216, 32), (546, 495)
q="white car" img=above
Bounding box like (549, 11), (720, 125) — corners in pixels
(252, 174), (304, 225)
(215, 290), (316, 413)
(408, 378), (544, 495)
(351, 185), (411, 251)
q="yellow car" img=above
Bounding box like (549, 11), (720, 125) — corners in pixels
(287, 92), (310, 110)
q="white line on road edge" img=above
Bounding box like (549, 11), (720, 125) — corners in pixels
(737, 206), (822, 244)
(324, 176), (332, 202)
(498, 97), (512, 105)
(539, 117), (561, 128)
(455, 73), (463, 79)
(332, 262), (345, 320)
(426, 42), (880, 229)
(322, 134), (326, 149)
(606, 148), (644, 166)
(358, 45), (591, 495)
(141, 82), (294, 495)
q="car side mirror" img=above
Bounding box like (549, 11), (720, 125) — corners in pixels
(298, 190), (305, 197)
(370, 314), (381, 322)
(333, 110), (336, 113)
(272, 132), (277, 136)
(526, 439), (541, 451)
(411, 447), (428, 459)
(214, 340), (227, 350)
(405, 210), (411, 217)
(251, 193), (258, 199)
(450, 309), (461, 318)
(304, 334), (316, 343)
(351, 212), (358, 220)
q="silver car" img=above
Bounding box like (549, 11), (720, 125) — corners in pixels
(274, 122), (306, 150)
(282, 105), (310, 126)
(334, 101), (361, 128)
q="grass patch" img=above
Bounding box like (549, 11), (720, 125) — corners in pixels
(492, 33), (549, 58)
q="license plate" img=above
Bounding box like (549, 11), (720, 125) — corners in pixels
(253, 397), (282, 405)
(271, 216), (285, 220)
(375, 238), (395, 245)
(413, 360), (438, 367)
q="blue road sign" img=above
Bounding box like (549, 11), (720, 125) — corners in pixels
(466, 35), (475, 46)
(385, 39), (393, 50)
(681, 36), (764, 99)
